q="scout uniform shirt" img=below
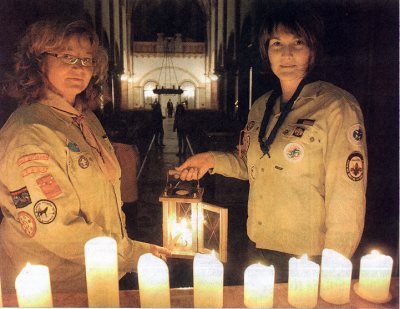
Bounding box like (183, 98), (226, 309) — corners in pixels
(0, 90), (150, 292)
(211, 81), (367, 258)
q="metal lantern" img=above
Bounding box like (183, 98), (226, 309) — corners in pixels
(159, 173), (228, 262)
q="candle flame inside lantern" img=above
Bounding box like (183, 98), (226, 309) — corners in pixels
(170, 218), (192, 248)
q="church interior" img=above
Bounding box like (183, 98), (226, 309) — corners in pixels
(0, 0), (398, 305)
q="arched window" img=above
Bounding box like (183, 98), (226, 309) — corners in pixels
(143, 81), (158, 109)
(181, 81), (196, 109)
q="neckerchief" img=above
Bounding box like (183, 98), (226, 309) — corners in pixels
(40, 91), (118, 181)
(258, 78), (309, 158)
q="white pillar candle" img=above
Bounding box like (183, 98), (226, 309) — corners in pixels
(193, 252), (224, 308)
(288, 254), (320, 308)
(15, 263), (53, 307)
(137, 253), (170, 308)
(354, 250), (393, 303)
(320, 249), (352, 305)
(244, 263), (274, 308)
(84, 236), (119, 307)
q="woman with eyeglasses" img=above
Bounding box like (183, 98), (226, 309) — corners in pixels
(0, 18), (170, 293)
(174, 4), (367, 282)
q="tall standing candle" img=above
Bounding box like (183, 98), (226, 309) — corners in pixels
(193, 252), (224, 308)
(354, 250), (393, 303)
(137, 253), (170, 308)
(288, 254), (320, 308)
(320, 249), (352, 305)
(244, 263), (274, 308)
(84, 236), (119, 307)
(15, 263), (53, 307)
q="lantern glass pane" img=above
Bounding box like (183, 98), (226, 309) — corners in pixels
(202, 209), (220, 252)
(177, 202), (192, 220)
(169, 202), (194, 252)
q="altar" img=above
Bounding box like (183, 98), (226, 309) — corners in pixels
(2, 278), (398, 308)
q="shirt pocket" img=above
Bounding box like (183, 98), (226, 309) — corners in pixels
(281, 124), (321, 145)
(67, 150), (102, 182)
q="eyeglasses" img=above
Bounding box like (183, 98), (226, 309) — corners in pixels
(45, 52), (97, 67)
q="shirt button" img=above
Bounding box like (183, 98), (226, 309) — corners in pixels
(258, 221), (262, 225)
(261, 168), (264, 172)
(310, 137), (315, 142)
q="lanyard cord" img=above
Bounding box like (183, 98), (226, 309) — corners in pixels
(258, 78), (309, 158)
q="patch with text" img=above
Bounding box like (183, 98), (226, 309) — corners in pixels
(34, 200), (57, 224)
(21, 166), (48, 177)
(17, 153), (49, 166)
(346, 152), (364, 181)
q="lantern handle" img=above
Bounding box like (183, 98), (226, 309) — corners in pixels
(167, 169), (200, 189)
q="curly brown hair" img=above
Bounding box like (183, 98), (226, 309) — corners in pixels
(5, 18), (108, 110)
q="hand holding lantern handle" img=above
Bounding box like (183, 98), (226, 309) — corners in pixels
(173, 152), (215, 181)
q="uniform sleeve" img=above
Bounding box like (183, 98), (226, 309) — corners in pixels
(210, 151), (248, 180)
(323, 94), (367, 258)
(1, 126), (149, 273)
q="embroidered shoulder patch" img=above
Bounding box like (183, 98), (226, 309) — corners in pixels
(34, 200), (57, 224)
(346, 152), (364, 181)
(17, 153), (49, 166)
(36, 174), (62, 199)
(283, 142), (304, 162)
(67, 141), (80, 152)
(347, 124), (363, 146)
(10, 187), (32, 208)
(21, 166), (48, 177)
(17, 211), (36, 238)
(292, 127), (305, 138)
(78, 155), (90, 169)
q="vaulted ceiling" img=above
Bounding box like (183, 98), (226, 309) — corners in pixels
(129, 0), (208, 41)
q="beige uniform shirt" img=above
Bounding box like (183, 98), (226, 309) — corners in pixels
(212, 81), (367, 258)
(0, 93), (150, 292)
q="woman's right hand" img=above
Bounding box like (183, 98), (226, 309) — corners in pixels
(173, 152), (215, 181)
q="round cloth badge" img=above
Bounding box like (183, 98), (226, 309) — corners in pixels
(283, 142), (305, 162)
(17, 211), (37, 238)
(78, 155), (90, 169)
(346, 152), (364, 181)
(347, 124), (363, 146)
(34, 199), (57, 224)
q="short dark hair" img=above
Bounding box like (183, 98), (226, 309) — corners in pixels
(258, 3), (324, 71)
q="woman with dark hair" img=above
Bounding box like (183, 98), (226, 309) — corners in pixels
(174, 4), (367, 282)
(0, 18), (169, 292)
